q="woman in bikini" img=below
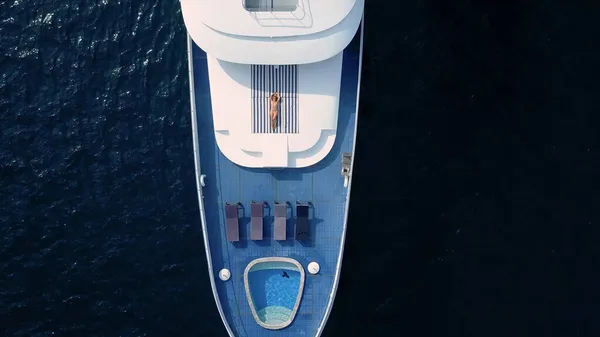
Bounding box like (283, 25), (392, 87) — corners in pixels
(269, 91), (280, 131)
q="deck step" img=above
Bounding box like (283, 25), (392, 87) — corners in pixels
(251, 65), (299, 134)
(257, 307), (293, 324)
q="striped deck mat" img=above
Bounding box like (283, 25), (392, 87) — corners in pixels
(251, 65), (299, 134)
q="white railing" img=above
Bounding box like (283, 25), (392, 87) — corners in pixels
(186, 34), (237, 337)
(314, 14), (364, 337)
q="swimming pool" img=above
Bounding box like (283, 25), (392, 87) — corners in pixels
(244, 258), (305, 329)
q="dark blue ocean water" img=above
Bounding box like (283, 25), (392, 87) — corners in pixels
(2, 0), (600, 336)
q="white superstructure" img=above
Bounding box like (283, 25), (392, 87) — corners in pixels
(181, 0), (364, 168)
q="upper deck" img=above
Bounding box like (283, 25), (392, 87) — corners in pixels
(180, 0), (364, 64)
(183, 0), (357, 37)
(207, 52), (343, 168)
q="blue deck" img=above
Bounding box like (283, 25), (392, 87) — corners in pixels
(191, 28), (362, 337)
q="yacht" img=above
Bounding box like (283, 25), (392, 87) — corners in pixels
(181, 0), (364, 335)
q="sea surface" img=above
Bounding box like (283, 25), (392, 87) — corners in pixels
(2, 1), (600, 336)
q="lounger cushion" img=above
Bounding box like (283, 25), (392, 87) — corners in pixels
(250, 202), (263, 240)
(225, 204), (239, 242)
(295, 204), (309, 241)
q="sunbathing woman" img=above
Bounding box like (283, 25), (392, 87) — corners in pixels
(269, 91), (280, 130)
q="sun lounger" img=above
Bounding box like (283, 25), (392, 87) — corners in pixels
(295, 202), (309, 241)
(274, 202), (287, 240)
(225, 203), (240, 242)
(250, 202), (264, 240)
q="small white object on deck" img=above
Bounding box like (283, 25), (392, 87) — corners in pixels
(219, 268), (231, 281)
(308, 262), (320, 275)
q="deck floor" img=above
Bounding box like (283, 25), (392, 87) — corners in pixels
(192, 32), (360, 337)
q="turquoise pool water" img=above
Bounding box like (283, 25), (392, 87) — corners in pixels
(247, 263), (301, 325)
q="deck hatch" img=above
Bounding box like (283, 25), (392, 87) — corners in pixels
(244, 0), (298, 12)
(251, 65), (299, 134)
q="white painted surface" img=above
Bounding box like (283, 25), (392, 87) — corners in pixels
(208, 52), (343, 168)
(182, 0), (356, 38)
(308, 262), (320, 275)
(181, 0), (363, 64)
(219, 268), (231, 281)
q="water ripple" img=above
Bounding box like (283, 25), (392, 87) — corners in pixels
(1, 0), (212, 336)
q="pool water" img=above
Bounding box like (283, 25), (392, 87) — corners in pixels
(247, 268), (301, 324)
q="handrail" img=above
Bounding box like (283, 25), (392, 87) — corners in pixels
(186, 35), (237, 337)
(314, 14), (364, 337)
(244, 0), (310, 28)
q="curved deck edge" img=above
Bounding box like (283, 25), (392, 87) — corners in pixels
(313, 15), (364, 337)
(182, 0), (364, 65)
(186, 34), (237, 337)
